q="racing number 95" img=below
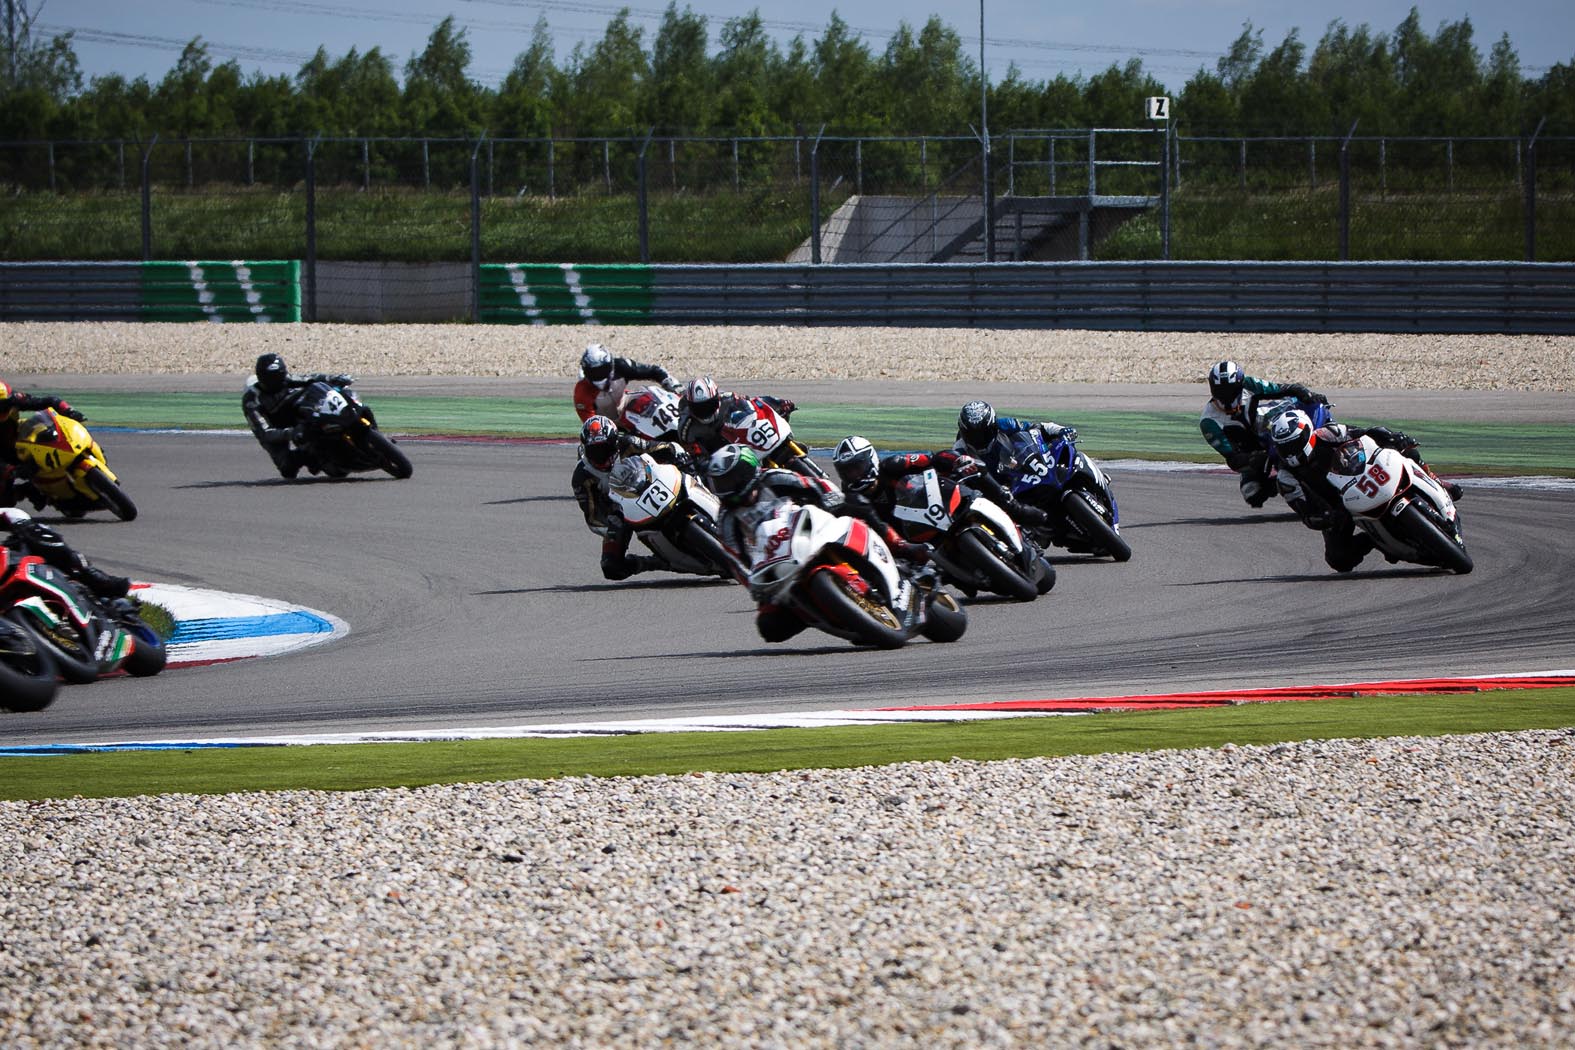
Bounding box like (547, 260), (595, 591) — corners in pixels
(1354, 463), (1392, 498)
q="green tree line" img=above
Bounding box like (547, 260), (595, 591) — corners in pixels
(2, 2), (1572, 143)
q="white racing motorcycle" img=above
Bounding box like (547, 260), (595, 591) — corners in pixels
(1326, 434), (1472, 574)
(607, 454), (739, 578)
(744, 499), (967, 649)
(889, 467), (1054, 602)
(720, 396), (832, 483)
(618, 385), (683, 442)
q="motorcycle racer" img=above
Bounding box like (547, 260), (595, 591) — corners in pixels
(571, 414), (696, 581)
(832, 435), (1049, 532)
(242, 353), (355, 479)
(1, 379), (84, 508)
(953, 400), (1079, 481)
(1269, 409), (1463, 572)
(1200, 360), (1328, 507)
(674, 376), (796, 460)
(1, 507), (130, 598)
(573, 344), (681, 423)
(709, 444), (846, 642)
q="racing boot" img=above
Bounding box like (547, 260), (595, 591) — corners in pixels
(76, 565), (131, 599)
(1006, 500), (1049, 527)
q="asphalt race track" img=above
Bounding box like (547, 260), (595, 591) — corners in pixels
(2, 428), (1573, 746)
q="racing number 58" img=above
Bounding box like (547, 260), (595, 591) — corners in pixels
(1354, 462), (1392, 498)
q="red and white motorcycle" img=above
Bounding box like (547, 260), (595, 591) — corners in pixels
(720, 397), (830, 482)
(743, 500), (967, 649)
(1327, 435), (1472, 574)
(618, 385), (683, 442)
(607, 454), (739, 578)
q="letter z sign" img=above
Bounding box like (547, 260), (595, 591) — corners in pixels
(1146, 97), (1170, 120)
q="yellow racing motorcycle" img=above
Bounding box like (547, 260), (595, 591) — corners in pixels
(13, 408), (138, 521)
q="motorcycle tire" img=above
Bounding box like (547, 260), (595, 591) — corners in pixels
(956, 529), (1039, 602)
(1032, 556), (1056, 595)
(364, 429), (414, 480)
(1062, 490), (1132, 562)
(682, 519), (739, 580)
(85, 467), (138, 521)
(9, 610), (98, 684)
(120, 622), (168, 678)
(919, 590), (968, 643)
(0, 616), (59, 712)
(806, 570), (907, 650)
(1398, 503), (1473, 575)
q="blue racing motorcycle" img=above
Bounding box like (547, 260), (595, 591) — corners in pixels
(1002, 428), (1131, 562)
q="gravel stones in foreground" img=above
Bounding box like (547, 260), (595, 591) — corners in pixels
(3, 729), (1573, 1048)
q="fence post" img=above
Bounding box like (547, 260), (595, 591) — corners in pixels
(1160, 125), (1171, 261)
(247, 139), (255, 186)
(921, 137), (928, 189)
(139, 134), (157, 261)
(1007, 133), (1015, 196)
(487, 138), (495, 198)
(470, 134), (485, 321)
(548, 138), (556, 200)
(185, 139), (193, 188)
(1086, 128), (1095, 195)
(668, 137), (676, 191)
(810, 125), (825, 264)
(603, 139), (611, 193)
(1339, 121), (1358, 261)
(856, 138), (863, 195)
(305, 135), (319, 323)
(731, 138), (739, 192)
(983, 127), (995, 262)
(1379, 137), (1387, 197)
(1446, 139), (1453, 192)
(118, 140), (125, 192)
(362, 138), (370, 191)
(1524, 117), (1545, 262)
(47, 141), (55, 192)
(1308, 139), (1317, 190)
(637, 129), (653, 264)
(1048, 136), (1055, 194)
(1238, 139), (1246, 191)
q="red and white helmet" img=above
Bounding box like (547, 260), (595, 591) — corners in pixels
(683, 376), (722, 424)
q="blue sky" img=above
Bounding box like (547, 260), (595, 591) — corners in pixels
(38, 0), (1575, 91)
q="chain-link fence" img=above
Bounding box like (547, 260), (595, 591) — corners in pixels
(1, 130), (1570, 280)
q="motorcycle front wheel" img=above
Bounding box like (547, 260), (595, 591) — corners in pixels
(1398, 503), (1474, 575)
(806, 570), (907, 650)
(1062, 490), (1132, 562)
(919, 590), (968, 643)
(85, 467), (138, 521)
(9, 610), (98, 684)
(364, 429), (414, 480)
(956, 528), (1039, 602)
(0, 616), (59, 712)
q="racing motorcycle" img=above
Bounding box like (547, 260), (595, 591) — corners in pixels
(743, 500), (967, 649)
(719, 396), (831, 483)
(607, 454), (740, 578)
(292, 381), (413, 480)
(1316, 433), (1472, 574)
(619, 385), (683, 442)
(889, 467), (1054, 601)
(0, 547), (166, 686)
(1003, 429), (1131, 562)
(12, 408), (138, 520)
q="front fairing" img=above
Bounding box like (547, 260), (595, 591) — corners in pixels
(721, 399), (791, 458)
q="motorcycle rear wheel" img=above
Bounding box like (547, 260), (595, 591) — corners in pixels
(364, 429), (414, 480)
(919, 590), (968, 643)
(682, 519), (739, 579)
(1062, 490), (1132, 562)
(956, 529), (1039, 602)
(1398, 503), (1473, 575)
(85, 467), (138, 521)
(806, 571), (907, 650)
(0, 616), (59, 712)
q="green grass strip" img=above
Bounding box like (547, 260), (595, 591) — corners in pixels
(60, 391), (1575, 476)
(3, 687), (1572, 801)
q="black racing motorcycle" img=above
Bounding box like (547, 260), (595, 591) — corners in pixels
(294, 381), (413, 480)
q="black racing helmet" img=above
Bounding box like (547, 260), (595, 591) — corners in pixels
(1208, 360), (1244, 406)
(255, 353), (288, 394)
(956, 400), (998, 452)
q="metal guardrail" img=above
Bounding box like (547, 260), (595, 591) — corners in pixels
(4, 260), (1572, 333)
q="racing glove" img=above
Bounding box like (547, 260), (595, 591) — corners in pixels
(777, 399), (797, 418)
(1055, 426), (1078, 445)
(661, 376), (684, 394)
(818, 489), (845, 512)
(894, 540), (932, 564)
(57, 402), (85, 422)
